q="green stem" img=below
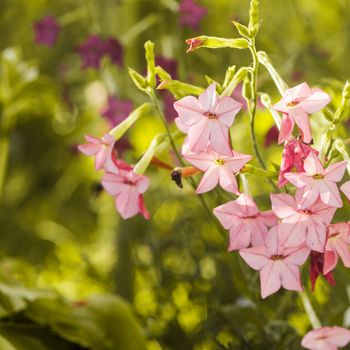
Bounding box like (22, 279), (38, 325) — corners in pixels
(0, 134), (9, 203)
(299, 291), (322, 329)
(248, 41), (267, 171)
(148, 89), (226, 236)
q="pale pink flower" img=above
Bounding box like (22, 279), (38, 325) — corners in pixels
(240, 226), (310, 298)
(273, 82), (331, 144)
(102, 168), (150, 219)
(174, 83), (242, 156)
(323, 222), (350, 275)
(278, 138), (318, 187)
(183, 146), (252, 194)
(78, 134), (115, 170)
(301, 326), (350, 350)
(284, 152), (347, 208)
(213, 193), (277, 250)
(340, 180), (350, 201)
(271, 191), (336, 252)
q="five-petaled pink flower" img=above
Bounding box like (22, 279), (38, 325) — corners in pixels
(78, 134), (115, 170)
(174, 83), (242, 156)
(214, 193), (276, 250)
(183, 146), (252, 194)
(323, 222), (350, 275)
(273, 82), (331, 144)
(284, 152), (347, 208)
(301, 326), (350, 350)
(271, 191), (336, 252)
(102, 166), (150, 219)
(240, 226), (310, 298)
(278, 138), (319, 187)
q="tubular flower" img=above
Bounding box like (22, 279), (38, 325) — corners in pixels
(183, 146), (252, 194)
(284, 152), (347, 208)
(214, 193), (277, 250)
(309, 251), (336, 291)
(239, 226), (310, 299)
(271, 191), (336, 252)
(273, 82), (331, 144)
(174, 83), (242, 156)
(323, 222), (350, 275)
(102, 166), (150, 220)
(302, 326), (350, 350)
(78, 134), (115, 170)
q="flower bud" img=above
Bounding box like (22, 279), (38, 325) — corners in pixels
(186, 36), (249, 53)
(128, 68), (148, 92)
(145, 40), (156, 88)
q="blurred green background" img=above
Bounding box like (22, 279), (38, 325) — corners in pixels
(1, 0), (350, 349)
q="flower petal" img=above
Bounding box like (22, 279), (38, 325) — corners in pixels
(199, 83), (218, 112)
(300, 88), (331, 114)
(196, 165), (220, 194)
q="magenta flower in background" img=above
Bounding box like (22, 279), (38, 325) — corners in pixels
(76, 35), (107, 69)
(155, 56), (178, 79)
(271, 191), (336, 252)
(301, 326), (350, 350)
(273, 82), (331, 144)
(183, 146), (252, 194)
(284, 152), (347, 208)
(101, 96), (133, 127)
(179, 0), (207, 30)
(264, 125), (279, 148)
(174, 83), (242, 156)
(34, 15), (61, 47)
(102, 167), (150, 219)
(240, 226), (310, 299)
(309, 251), (336, 291)
(278, 138), (319, 187)
(214, 193), (277, 250)
(323, 222), (350, 274)
(105, 37), (124, 67)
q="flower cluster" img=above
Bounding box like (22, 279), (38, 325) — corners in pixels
(174, 83), (252, 194)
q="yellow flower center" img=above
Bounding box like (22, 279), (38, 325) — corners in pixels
(215, 159), (225, 166)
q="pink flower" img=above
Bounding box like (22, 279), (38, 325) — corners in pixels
(278, 138), (319, 187)
(273, 82), (331, 144)
(340, 180), (350, 201)
(309, 251), (336, 291)
(271, 191), (336, 252)
(179, 0), (207, 30)
(323, 222), (350, 275)
(174, 83), (242, 156)
(301, 326), (350, 350)
(34, 15), (61, 47)
(78, 134), (115, 170)
(240, 226), (310, 298)
(183, 146), (252, 194)
(213, 193), (277, 250)
(284, 152), (347, 208)
(102, 167), (150, 219)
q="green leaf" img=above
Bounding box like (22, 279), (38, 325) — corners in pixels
(25, 294), (146, 350)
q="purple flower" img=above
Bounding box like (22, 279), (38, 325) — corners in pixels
(105, 37), (124, 67)
(155, 56), (178, 79)
(179, 0), (207, 30)
(101, 96), (133, 127)
(34, 15), (61, 47)
(76, 35), (107, 69)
